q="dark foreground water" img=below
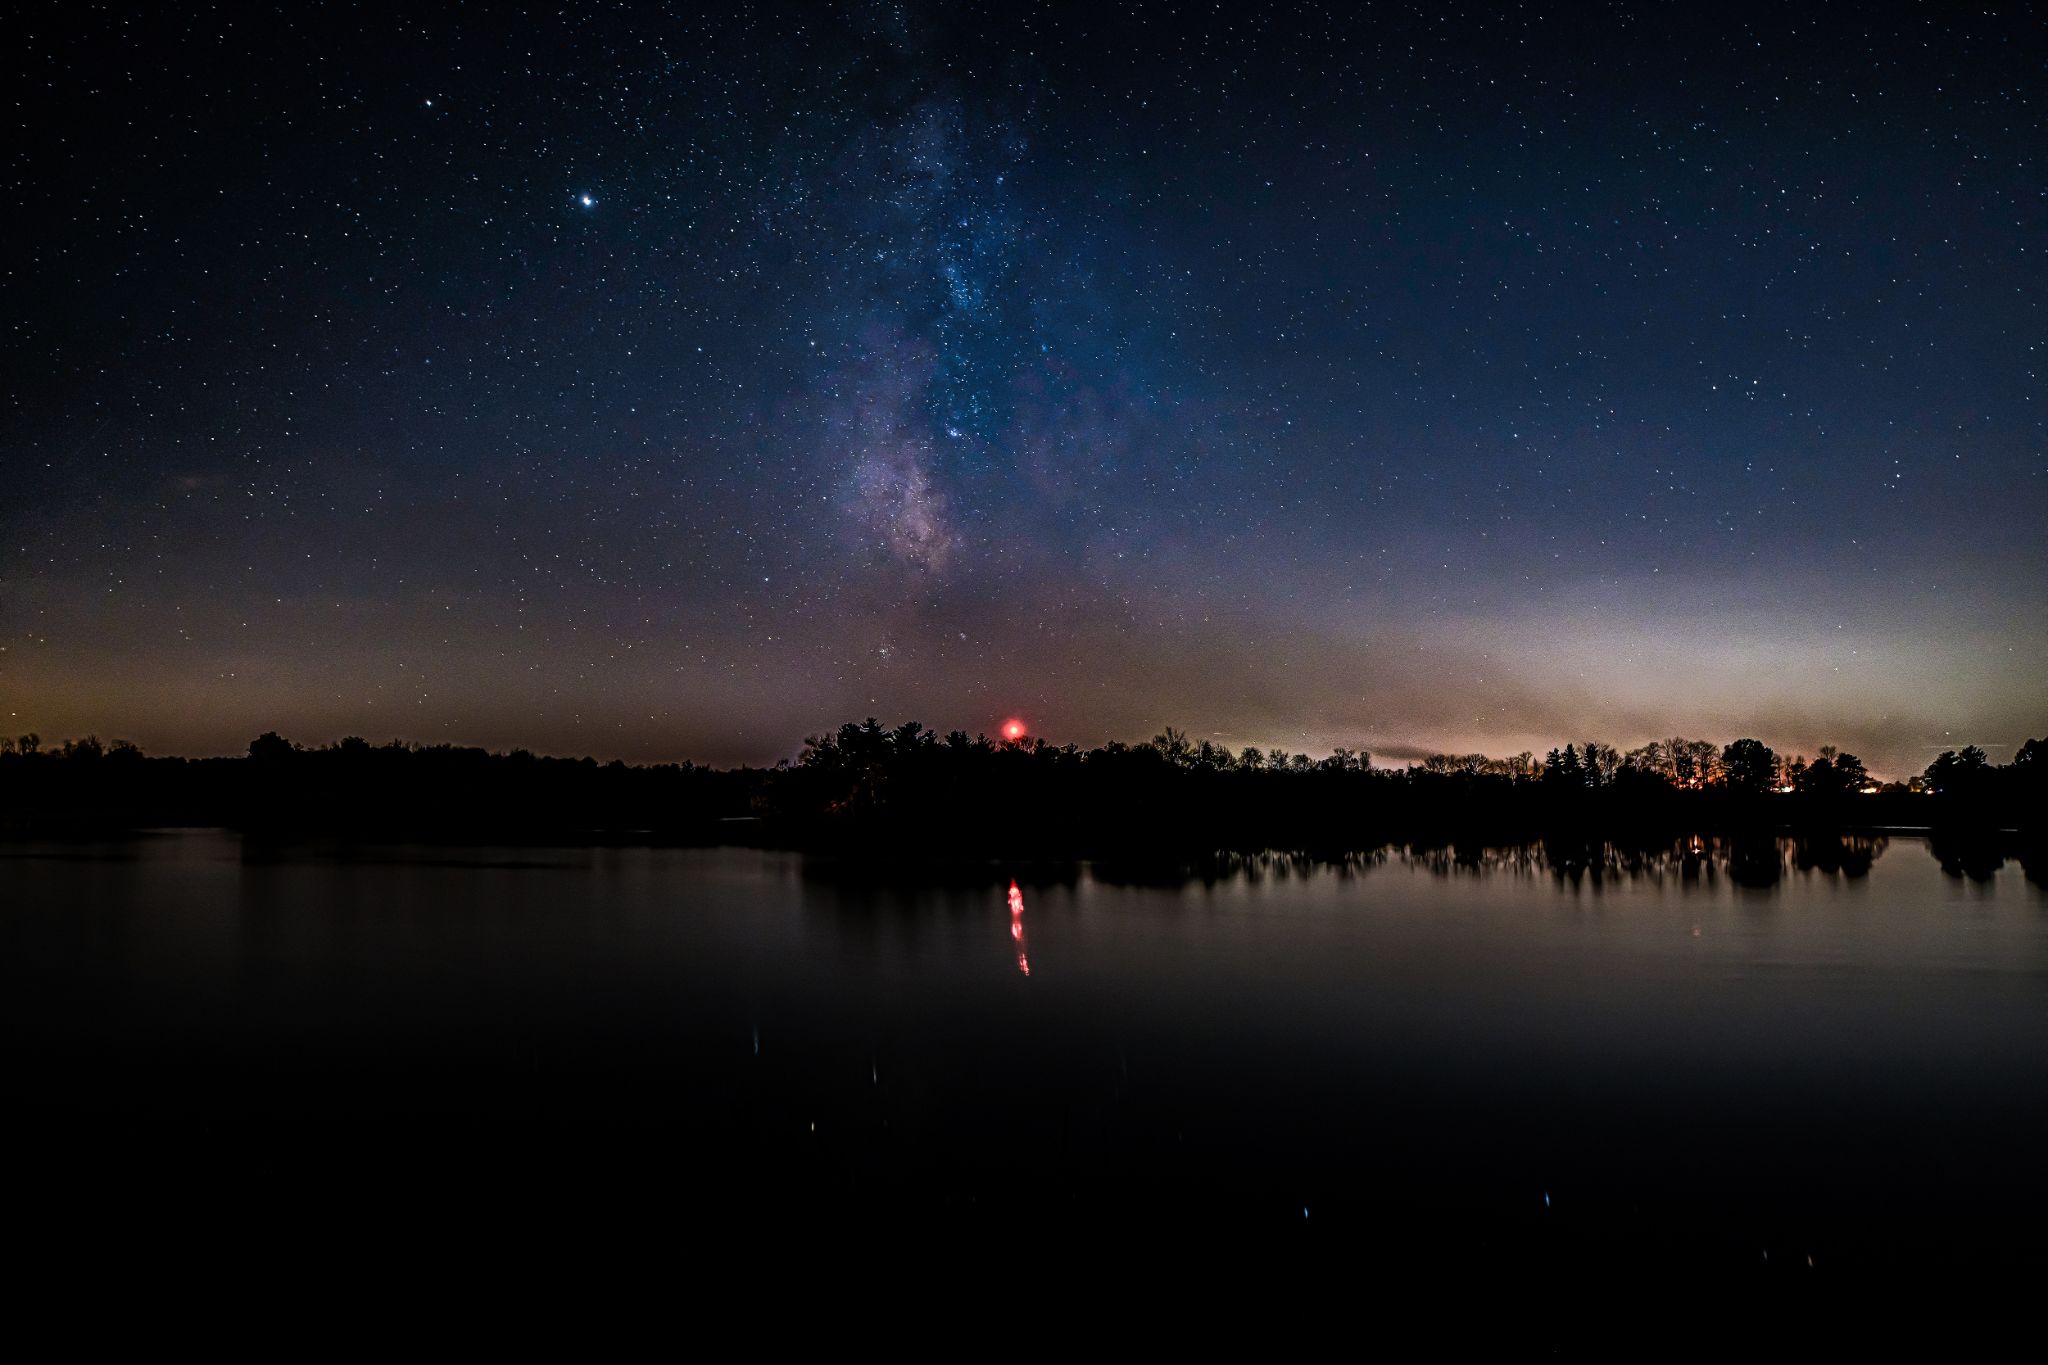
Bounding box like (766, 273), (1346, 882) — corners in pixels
(5, 830), (2045, 1295)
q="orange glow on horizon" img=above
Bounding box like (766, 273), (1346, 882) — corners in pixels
(1002, 719), (1027, 741)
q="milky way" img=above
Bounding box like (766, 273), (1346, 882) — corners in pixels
(4, 3), (2042, 776)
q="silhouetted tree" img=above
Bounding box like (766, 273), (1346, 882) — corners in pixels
(6, 718), (2044, 852)
(1627, 740), (1667, 781)
(1721, 738), (1778, 796)
(1792, 750), (1866, 797)
(1795, 755), (1838, 796)
(249, 731), (293, 764)
(1667, 737), (1696, 785)
(1543, 745), (1584, 787)
(1151, 727), (1194, 767)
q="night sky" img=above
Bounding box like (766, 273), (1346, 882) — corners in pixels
(6, 2), (2043, 776)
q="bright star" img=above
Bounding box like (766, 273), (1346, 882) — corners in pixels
(579, 194), (594, 208)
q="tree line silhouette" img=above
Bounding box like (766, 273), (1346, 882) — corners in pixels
(2, 721), (2042, 855)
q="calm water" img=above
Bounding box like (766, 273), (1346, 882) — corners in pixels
(6, 830), (2045, 1272)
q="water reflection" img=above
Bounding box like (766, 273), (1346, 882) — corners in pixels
(785, 832), (2043, 896)
(1007, 878), (1029, 977)
(4, 829), (2041, 1271)
(1084, 834), (1904, 890)
(1409, 833), (1893, 888)
(1929, 831), (2010, 883)
(1091, 848), (1385, 887)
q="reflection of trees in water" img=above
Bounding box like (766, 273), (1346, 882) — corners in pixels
(804, 834), (2030, 892)
(1092, 848), (1387, 887)
(1416, 833), (1889, 888)
(1096, 835), (1899, 888)
(1725, 839), (1786, 889)
(1403, 843), (1537, 879)
(1403, 836), (1736, 886)
(2024, 843), (2048, 888)
(1928, 832), (2007, 882)
(1790, 833), (1885, 878)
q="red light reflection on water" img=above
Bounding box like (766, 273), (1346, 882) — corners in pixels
(1008, 878), (1030, 977)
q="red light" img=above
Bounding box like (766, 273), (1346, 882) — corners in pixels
(1002, 719), (1026, 741)
(1008, 879), (1029, 976)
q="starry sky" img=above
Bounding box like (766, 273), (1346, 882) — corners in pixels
(5, 2), (2043, 777)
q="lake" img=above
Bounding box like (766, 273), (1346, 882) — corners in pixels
(5, 829), (2044, 1280)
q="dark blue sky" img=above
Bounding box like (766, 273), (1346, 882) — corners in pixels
(5, 2), (2042, 776)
